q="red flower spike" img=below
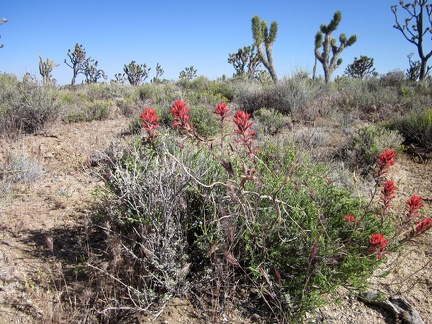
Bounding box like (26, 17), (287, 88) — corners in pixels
(376, 149), (397, 176)
(369, 233), (390, 259)
(409, 218), (432, 237)
(140, 108), (159, 131)
(381, 180), (397, 211)
(344, 215), (357, 223)
(214, 102), (229, 121)
(233, 111), (254, 134)
(233, 110), (257, 156)
(171, 100), (194, 133)
(406, 195), (423, 219)
(140, 108), (159, 143)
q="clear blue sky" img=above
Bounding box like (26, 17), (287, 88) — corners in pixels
(0, 0), (426, 85)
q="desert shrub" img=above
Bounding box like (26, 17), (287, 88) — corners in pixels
(332, 77), (400, 117)
(232, 80), (271, 113)
(380, 70), (406, 87)
(137, 83), (179, 105)
(386, 107), (432, 151)
(62, 100), (113, 123)
(340, 124), (404, 173)
(85, 102), (429, 323)
(269, 75), (321, 118)
(0, 75), (62, 135)
(254, 107), (288, 135)
(0, 149), (43, 202)
(189, 105), (219, 137)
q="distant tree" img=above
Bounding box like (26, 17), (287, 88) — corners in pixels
(38, 54), (59, 85)
(251, 15), (278, 83)
(179, 66), (197, 80)
(83, 60), (107, 84)
(64, 43), (92, 85)
(124, 60), (151, 86)
(344, 55), (377, 79)
(228, 45), (262, 80)
(0, 18), (7, 48)
(111, 73), (126, 84)
(314, 11), (357, 83)
(391, 1), (432, 81)
(151, 63), (164, 83)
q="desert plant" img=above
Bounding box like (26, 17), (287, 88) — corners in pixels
(38, 55), (59, 85)
(1, 149), (43, 184)
(340, 124), (404, 173)
(151, 63), (164, 83)
(65, 43), (92, 86)
(386, 106), (432, 150)
(391, 0), (432, 81)
(344, 55), (377, 79)
(0, 77), (62, 134)
(252, 15), (278, 83)
(83, 60), (107, 84)
(254, 107), (288, 135)
(87, 101), (431, 323)
(228, 45), (262, 80)
(124, 60), (151, 86)
(314, 11), (357, 83)
(179, 66), (197, 80)
(270, 74), (321, 119)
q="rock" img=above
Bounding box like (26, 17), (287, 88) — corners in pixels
(359, 292), (424, 324)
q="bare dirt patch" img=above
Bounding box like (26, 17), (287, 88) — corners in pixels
(1, 118), (431, 323)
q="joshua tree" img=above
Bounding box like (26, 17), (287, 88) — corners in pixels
(228, 45), (262, 80)
(344, 55), (377, 79)
(251, 15), (278, 83)
(112, 73), (126, 84)
(38, 55), (59, 85)
(123, 60), (151, 86)
(0, 18), (7, 48)
(83, 60), (107, 84)
(314, 11), (357, 83)
(152, 63), (164, 83)
(391, 1), (432, 81)
(64, 43), (92, 85)
(179, 66), (197, 80)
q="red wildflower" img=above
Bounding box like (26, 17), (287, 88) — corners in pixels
(140, 108), (159, 132)
(344, 215), (357, 223)
(405, 195), (423, 219)
(233, 111), (257, 156)
(171, 100), (193, 133)
(234, 111), (254, 135)
(140, 108), (159, 143)
(376, 149), (397, 176)
(214, 102), (229, 121)
(381, 180), (397, 211)
(369, 233), (390, 259)
(409, 218), (432, 237)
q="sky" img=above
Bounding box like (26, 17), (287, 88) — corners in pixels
(0, 1), (428, 85)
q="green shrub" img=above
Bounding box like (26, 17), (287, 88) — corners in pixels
(0, 75), (62, 135)
(386, 107), (432, 151)
(62, 100), (113, 123)
(341, 124), (404, 172)
(189, 105), (219, 137)
(254, 107), (288, 135)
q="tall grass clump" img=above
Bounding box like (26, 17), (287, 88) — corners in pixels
(85, 100), (431, 322)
